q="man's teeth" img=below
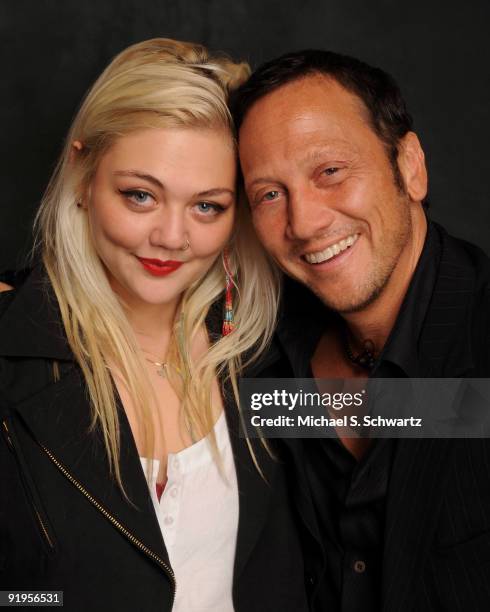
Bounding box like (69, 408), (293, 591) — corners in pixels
(304, 234), (359, 264)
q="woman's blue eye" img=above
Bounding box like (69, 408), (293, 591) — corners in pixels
(196, 202), (222, 214)
(120, 189), (152, 206)
(131, 191), (150, 204)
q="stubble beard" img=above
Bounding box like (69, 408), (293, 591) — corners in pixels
(310, 200), (413, 315)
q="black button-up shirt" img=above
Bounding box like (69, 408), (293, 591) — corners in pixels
(277, 221), (441, 611)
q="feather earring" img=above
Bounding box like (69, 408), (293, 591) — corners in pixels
(222, 247), (235, 336)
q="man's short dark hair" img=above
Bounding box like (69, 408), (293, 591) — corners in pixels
(231, 49), (415, 193)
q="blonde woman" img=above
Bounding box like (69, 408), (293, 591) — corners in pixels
(0, 40), (309, 611)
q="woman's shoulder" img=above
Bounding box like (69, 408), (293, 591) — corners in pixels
(0, 268), (30, 289)
(0, 268), (31, 317)
(0, 282), (16, 317)
(0, 282), (13, 291)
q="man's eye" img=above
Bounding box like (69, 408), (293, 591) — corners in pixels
(323, 167), (339, 176)
(262, 190), (280, 202)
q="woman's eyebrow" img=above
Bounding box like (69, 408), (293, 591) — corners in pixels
(113, 170), (164, 189)
(195, 188), (235, 198)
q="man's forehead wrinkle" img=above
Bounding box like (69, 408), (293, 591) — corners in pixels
(299, 142), (358, 165)
(264, 103), (361, 144)
(244, 112), (317, 143)
(280, 123), (360, 167)
(258, 109), (332, 134)
(247, 117), (352, 154)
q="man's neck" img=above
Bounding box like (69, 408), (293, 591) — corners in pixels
(343, 211), (428, 356)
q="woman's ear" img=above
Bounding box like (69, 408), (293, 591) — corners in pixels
(70, 141), (88, 208)
(69, 140), (84, 164)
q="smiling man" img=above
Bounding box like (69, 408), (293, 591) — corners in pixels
(233, 51), (490, 611)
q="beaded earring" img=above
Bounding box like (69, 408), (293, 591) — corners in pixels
(222, 247), (235, 336)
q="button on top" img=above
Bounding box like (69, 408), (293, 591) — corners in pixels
(163, 516), (174, 526)
(353, 560), (366, 573)
(173, 458), (180, 470)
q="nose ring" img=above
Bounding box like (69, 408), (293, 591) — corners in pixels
(181, 239), (190, 251)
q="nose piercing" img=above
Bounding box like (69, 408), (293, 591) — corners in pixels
(181, 239), (190, 251)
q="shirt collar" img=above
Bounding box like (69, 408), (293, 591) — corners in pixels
(373, 220), (441, 377)
(276, 277), (330, 377)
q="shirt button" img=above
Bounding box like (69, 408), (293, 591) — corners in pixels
(173, 458), (180, 470)
(353, 560), (366, 573)
(163, 516), (174, 526)
(170, 487), (178, 498)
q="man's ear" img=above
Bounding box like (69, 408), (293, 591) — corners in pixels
(397, 132), (428, 203)
(69, 140), (84, 164)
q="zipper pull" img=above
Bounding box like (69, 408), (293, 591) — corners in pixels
(2, 419), (14, 451)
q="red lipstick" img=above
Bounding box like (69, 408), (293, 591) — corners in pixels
(137, 257), (183, 276)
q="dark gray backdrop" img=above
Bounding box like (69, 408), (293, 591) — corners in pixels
(2, 0), (489, 270)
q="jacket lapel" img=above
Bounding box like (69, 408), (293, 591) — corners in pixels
(417, 229), (476, 377)
(10, 366), (172, 574)
(382, 226), (477, 611)
(282, 438), (323, 548)
(221, 378), (278, 581)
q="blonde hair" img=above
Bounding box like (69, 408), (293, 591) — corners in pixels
(34, 38), (281, 490)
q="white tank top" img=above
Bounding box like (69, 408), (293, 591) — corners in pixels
(140, 411), (239, 611)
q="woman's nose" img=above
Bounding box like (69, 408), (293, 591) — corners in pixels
(149, 206), (189, 252)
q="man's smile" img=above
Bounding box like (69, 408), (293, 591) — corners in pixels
(303, 233), (359, 264)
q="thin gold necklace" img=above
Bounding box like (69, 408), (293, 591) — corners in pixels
(140, 347), (169, 378)
(143, 357), (168, 378)
(140, 345), (183, 378)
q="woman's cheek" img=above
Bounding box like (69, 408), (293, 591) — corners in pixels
(189, 217), (234, 257)
(92, 206), (146, 251)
